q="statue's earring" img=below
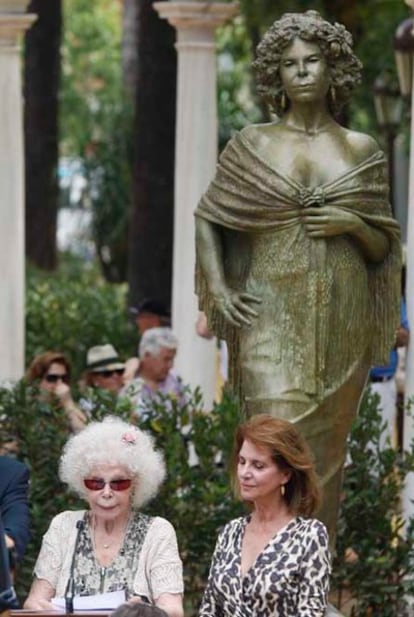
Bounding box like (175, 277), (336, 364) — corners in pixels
(330, 85), (336, 106)
(280, 91), (287, 112)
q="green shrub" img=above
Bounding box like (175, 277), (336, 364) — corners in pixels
(0, 381), (84, 601)
(139, 388), (244, 613)
(332, 390), (414, 616)
(26, 260), (136, 381)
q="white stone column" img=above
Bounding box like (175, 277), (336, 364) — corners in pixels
(0, 1), (36, 382)
(154, 1), (238, 409)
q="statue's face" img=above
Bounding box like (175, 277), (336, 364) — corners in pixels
(279, 37), (330, 104)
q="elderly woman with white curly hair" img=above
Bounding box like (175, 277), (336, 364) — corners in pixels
(24, 416), (184, 617)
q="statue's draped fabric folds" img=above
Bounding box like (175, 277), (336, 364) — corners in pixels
(195, 129), (401, 536)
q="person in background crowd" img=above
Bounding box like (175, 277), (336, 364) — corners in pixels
(26, 352), (86, 433)
(195, 311), (228, 402)
(199, 414), (331, 617)
(122, 328), (185, 418)
(24, 416), (184, 617)
(369, 298), (409, 449)
(83, 344), (126, 395)
(124, 300), (171, 385)
(130, 299), (171, 335)
(0, 456), (30, 569)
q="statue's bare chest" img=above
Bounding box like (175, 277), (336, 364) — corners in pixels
(253, 130), (354, 188)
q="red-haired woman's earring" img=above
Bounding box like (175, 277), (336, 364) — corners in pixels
(281, 484), (286, 497)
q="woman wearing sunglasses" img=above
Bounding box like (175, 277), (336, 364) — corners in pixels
(24, 416), (183, 617)
(25, 351), (87, 433)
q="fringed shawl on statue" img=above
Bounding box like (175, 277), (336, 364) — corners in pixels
(195, 130), (401, 381)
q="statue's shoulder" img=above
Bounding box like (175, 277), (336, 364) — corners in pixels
(239, 122), (282, 148)
(340, 126), (381, 163)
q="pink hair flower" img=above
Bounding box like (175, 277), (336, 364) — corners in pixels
(121, 430), (138, 445)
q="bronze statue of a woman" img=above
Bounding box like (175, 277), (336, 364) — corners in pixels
(195, 11), (401, 537)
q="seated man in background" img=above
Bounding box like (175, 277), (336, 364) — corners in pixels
(123, 328), (185, 418)
(124, 299), (171, 385)
(0, 456), (30, 570)
(83, 344), (125, 395)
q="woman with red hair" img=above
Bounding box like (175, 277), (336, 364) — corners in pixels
(199, 414), (331, 616)
(26, 351), (86, 433)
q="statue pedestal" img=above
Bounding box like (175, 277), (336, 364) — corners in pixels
(154, 1), (238, 408)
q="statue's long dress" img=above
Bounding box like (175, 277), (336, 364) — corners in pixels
(196, 128), (401, 541)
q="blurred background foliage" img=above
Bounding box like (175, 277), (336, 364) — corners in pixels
(25, 257), (136, 379)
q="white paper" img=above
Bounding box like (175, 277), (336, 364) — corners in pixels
(51, 589), (126, 611)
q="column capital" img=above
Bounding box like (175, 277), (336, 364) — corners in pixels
(0, 0), (36, 46)
(154, 1), (239, 31)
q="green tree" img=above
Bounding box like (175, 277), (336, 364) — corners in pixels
(61, 0), (130, 281)
(60, 0), (123, 157)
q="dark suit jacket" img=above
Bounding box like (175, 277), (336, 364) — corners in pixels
(0, 456), (30, 562)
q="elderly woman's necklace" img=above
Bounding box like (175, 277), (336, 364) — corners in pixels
(92, 516), (129, 551)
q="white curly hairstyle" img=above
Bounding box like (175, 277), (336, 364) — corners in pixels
(59, 416), (166, 508)
(138, 327), (178, 358)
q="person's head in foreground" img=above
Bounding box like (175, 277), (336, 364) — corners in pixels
(253, 9), (361, 117)
(232, 413), (321, 516)
(112, 602), (168, 617)
(84, 344), (125, 394)
(138, 328), (178, 385)
(24, 417), (184, 617)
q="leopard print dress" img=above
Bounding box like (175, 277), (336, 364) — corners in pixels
(199, 516), (331, 617)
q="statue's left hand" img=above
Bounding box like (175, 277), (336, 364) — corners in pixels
(302, 206), (361, 237)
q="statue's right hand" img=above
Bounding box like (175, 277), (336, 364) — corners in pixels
(213, 288), (261, 328)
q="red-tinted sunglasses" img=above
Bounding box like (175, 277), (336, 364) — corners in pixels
(83, 478), (132, 491)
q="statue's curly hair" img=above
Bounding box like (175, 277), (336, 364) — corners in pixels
(253, 10), (362, 116)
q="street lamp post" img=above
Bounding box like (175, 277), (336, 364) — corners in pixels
(373, 72), (403, 213)
(394, 2), (414, 521)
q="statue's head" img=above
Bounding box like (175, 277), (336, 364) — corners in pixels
(253, 10), (362, 117)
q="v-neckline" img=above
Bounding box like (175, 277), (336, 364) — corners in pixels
(239, 515), (298, 580)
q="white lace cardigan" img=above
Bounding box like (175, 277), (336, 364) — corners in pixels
(34, 510), (184, 601)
